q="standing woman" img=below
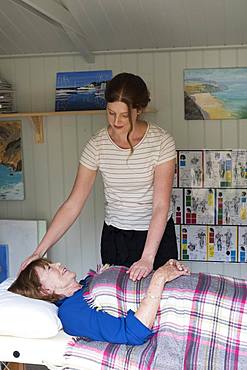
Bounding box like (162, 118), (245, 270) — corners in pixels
(20, 72), (177, 281)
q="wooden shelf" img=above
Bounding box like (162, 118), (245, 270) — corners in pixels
(0, 107), (157, 144)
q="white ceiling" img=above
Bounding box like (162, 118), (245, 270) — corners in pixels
(1, 0), (247, 62)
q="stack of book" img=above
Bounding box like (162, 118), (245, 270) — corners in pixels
(0, 77), (16, 113)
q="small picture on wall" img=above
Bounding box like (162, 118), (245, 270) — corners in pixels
(204, 150), (233, 188)
(184, 68), (247, 120)
(181, 225), (207, 261)
(207, 226), (237, 262)
(184, 188), (215, 225)
(173, 153), (178, 187)
(0, 121), (24, 200)
(171, 188), (183, 224)
(216, 189), (247, 226)
(175, 225), (181, 260)
(238, 226), (247, 262)
(0, 244), (9, 283)
(55, 70), (112, 111)
(178, 150), (203, 188)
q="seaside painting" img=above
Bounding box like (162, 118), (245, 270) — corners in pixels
(0, 121), (24, 200)
(184, 68), (247, 120)
(55, 70), (112, 111)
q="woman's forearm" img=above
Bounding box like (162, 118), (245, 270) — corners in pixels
(134, 260), (191, 329)
(134, 269), (166, 328)
(141, 205), (169, 262)
(142, 160), (175, 263)
(35, 165), (97, 257)
(35, 199), (83, 256)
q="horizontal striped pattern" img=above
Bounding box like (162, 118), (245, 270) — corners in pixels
(80, 123), (176, 230)
(64, 267), (247, 370)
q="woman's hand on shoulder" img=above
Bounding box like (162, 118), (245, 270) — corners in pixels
(155, 259), (191, 283)
(126, 257), (153, 281)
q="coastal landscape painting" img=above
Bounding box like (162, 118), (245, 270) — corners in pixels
(0, 121), (24, 200)
(184, 68), (247, 120)
(55, 70), (112, 111)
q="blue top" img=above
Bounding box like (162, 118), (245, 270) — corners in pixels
(56, 288), (153, 345)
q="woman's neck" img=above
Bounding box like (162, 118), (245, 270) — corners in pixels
(58, 281), (82, 298)
(108, 120), (148, 149)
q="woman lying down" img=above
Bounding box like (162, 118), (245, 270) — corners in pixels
(8, 259), (247, 368)
(8, 258), (190, 345)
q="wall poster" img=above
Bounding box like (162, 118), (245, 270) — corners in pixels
(184, 188), (215, 225)
(207, 226), (237, 262)
(216, 189), (247, 225)
(174, 149), (247, 262)
(238, 226), (247, 262)
(204, 150), (247, 188)
(171, 188), (183, 224)
(181, 225), (207, 261)
(178, 150), (203, 188)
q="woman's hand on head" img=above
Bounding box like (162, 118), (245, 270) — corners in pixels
(126, 257), (153, 281)
(155, 259), (191, 283)
(19, 253), (41, 273)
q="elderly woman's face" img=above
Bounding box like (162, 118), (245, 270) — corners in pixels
(35, 262), (77, 295)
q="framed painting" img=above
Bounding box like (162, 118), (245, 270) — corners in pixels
(55, 69), (112, 111)
(184, 68), (247, 120)
(0, 120), (24, 200)
(0, 244), (9, 283)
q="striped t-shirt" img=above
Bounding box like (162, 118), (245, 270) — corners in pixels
(80, 123), (176, 230)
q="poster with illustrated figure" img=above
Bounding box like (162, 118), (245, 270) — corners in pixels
(178, 151), (203, 188)
(216, 189), (247, 225)
(232, 150), (247, 188)
(173, 154), (178, 187)
(175, 225), (181, 260)
(204, 150), (247, 188)
(184, 188), (215, 225)
(207, 226), (237, 262)
(170, 188), (183, 224)
(238, 226), (247, 262)
(181, 225), (207, 261)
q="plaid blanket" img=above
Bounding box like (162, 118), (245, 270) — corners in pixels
(63, 266), (247, 370)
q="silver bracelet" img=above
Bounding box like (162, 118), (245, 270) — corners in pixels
(145, 292), (162, 300)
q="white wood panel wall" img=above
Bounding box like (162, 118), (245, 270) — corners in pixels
(0, 47), (247, 278)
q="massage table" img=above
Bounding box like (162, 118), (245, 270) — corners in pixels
(0, 330), (72, 370)
(1, 266), (247, 370)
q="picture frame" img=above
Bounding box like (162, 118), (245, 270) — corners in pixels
(55, 70), (112, 111)
(184, 68), (247, 120)
(0, 120), (24, 200)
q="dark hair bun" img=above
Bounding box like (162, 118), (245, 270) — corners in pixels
(105, 72), (150, 109)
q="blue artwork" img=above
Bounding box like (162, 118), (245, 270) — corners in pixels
(0, 244), (9, 282)
(55, 70), (112, 111)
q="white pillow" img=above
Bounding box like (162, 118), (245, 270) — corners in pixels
(0, 278), (62, 338)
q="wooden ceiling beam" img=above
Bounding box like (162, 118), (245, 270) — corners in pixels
(10, 0), (95, 63)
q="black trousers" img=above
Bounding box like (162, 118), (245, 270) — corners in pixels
(101, 217), (178, 270)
